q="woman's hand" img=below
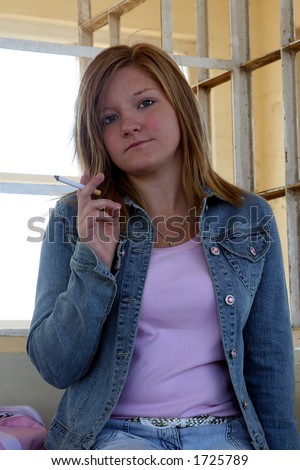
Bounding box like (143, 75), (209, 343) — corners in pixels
(77, 171), (121, 269)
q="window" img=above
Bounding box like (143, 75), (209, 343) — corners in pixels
(0, 49), (79, 175)
(0, 49), (80, 329)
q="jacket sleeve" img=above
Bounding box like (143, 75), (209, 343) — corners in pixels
(26, 199), (117, 389)
(243, 208), (300, 449)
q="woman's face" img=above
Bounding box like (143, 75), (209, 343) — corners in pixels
(100, 65), (182, 181)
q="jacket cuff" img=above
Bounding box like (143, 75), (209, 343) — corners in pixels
(71, 242), (113, 277)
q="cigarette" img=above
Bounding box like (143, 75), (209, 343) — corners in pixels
(54, 175), (101, 196)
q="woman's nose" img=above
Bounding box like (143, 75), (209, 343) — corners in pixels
(121, 114), (141, 136)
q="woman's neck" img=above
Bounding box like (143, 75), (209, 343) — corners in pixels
(128, 174), (200, 248)
(129, 173), (189, 219)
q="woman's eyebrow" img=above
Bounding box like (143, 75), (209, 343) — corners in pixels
(133, 87), (157, 97)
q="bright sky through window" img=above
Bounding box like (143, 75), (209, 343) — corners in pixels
(0, 49), (80, 325)
(0, 49), (80, 176)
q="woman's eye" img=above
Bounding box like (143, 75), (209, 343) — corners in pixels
(139, 99), (155, 108)
(103, 115), (118, 125)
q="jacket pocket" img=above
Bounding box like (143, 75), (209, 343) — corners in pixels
(216, 229), (271, 294)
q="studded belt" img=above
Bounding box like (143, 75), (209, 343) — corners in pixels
(129, 415), (233, 428)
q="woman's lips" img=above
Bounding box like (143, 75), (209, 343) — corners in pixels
(126, 140), (151, 151)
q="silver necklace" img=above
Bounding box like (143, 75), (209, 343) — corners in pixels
(154, 216), (188, 247)
(155, 228), (175, 247)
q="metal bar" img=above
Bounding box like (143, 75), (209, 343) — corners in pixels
(161, 0), (173, 52)
(241, 49), (281, 71)
(282, 38), (300, 52)
(195, 48), (282, 90)
(0, 37), (232, 70)
(0, 182), (70, 196)
(195, 0), (210, 130)
(230, 0), (254, 192)
(257, 187), (286, 201)
(282, 50), (298, 185)
(77, 0), (93, 46)
(0, 36), (102, 58)
(195, 71), (231, 90)
(280, 0), (300, 327)
(81, 0), (147, 32)
(281, 0), (295, 45)
(172, 54), (232, 70)
(196, 0), (209, 81)
(108, 13), (120, 46)
(257, 182), (300, 201)
(77, 0), (93, 75)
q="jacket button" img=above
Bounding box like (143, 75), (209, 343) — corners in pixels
(210, 246), (220, 256)
(225, 294), (235, 305)
(242, 400), (249, 409)
(249, 245), (257, 256)
(230, 348), (237, 358)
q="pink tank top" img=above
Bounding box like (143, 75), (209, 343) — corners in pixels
(113, 235), (240, 418)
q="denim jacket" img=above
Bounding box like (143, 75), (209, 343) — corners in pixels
(27, 189), (300, 450)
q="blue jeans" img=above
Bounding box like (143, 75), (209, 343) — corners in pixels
(92, 417), (254, 450)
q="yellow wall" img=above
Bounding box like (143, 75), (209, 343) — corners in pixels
(0, 336), (26, 352)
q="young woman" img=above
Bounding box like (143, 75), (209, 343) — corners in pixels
(27, 43), (300, 450)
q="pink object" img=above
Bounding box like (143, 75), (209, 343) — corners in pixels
(0, 406), (47, 450)
(114, 236), (240, 419)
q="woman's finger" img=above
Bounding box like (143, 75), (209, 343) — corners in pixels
(95, 205), (121, 222)
(78, 172), (104, 200)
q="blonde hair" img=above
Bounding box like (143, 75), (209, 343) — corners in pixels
(74, 42), (244, 212)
